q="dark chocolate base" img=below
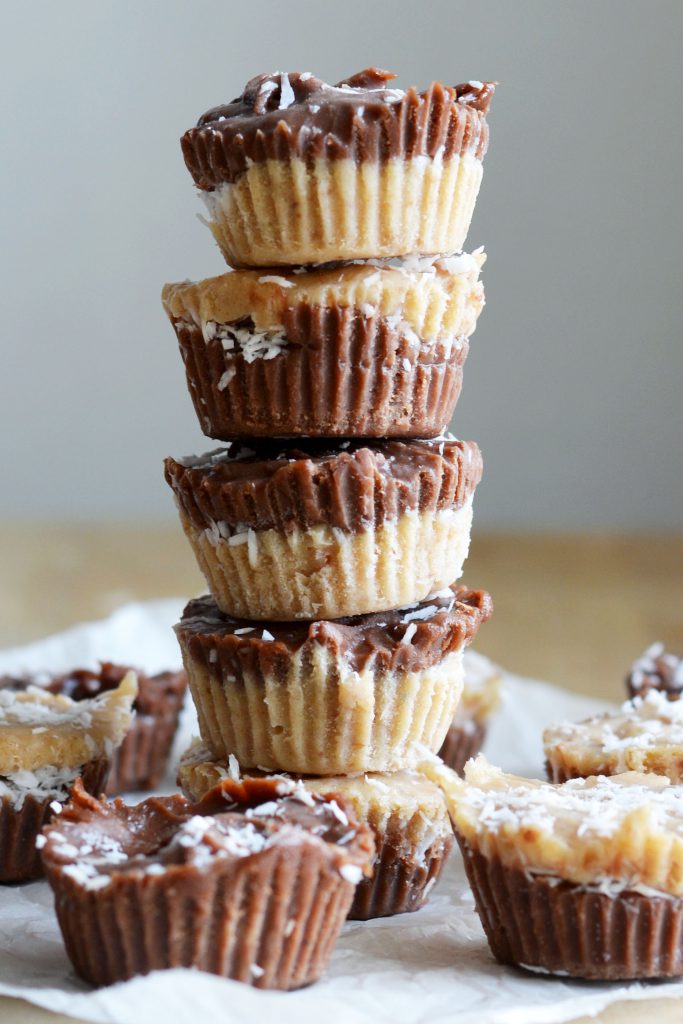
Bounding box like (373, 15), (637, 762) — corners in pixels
(106, 712), (183, 794)
(438, 720), (486, 775)
(174, 312), (467, 440)
(458, 835), (683, 979)
(349, 835), (453, 920)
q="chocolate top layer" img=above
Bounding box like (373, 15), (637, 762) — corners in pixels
(627, 644), (683, 700)
(41, 777), (374, 890)
(0, 663), (187, 718)
(165, 437), (482, 535)
(182, 69), (495, 190)
(175, 584), (492, 674)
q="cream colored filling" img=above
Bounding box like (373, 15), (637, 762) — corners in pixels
(0, 672), (137, 774)
(162, 245), (485, 343)
(184, 645), (466, 775)
(200, 152), (483, 266)
(184, 501), (474, 620)
(544, 690), (683, 780)
(458, 650), (502, 723)
(422, 754), (683, 897)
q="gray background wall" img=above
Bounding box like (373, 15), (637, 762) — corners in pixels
(2, 0), (682, 528)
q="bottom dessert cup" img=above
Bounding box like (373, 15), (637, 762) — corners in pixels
(179, 743), (454, 920)
(41, 777), (374, 989)
(0, 671), (137, 883)
(174, 585), (492, 775)
(424, 754), (683, 980)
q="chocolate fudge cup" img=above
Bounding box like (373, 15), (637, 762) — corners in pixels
(44, 663), (187, 794)
(544, 689), (683, 783)
(425, 754), (683, 979)
(438, 649), (501, 773)
(182, 69), (494, 267)
(627, 643), (683, 700)
(174, 585), (491, 775)
(41, 776), (374, 989)
(165, 436), (482, 621)
(162, 251), (485, 439)
(179, 745), (454, 919)
(0, 672), (137, 882)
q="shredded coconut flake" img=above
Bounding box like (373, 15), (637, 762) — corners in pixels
(401, 623), (418, 645)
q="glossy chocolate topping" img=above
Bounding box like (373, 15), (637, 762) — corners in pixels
(0, 663), (186, 718)
(627, 644), (683, 700)
(176, 584), (492, 674)
(182, 69), (495, 189)
(41, 777), (372, 886)
(164, 436), (482, 535)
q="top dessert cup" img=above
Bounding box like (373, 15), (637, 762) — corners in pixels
(181, 69), (494, 267)
(178, 746), (454, 921)
(425, 755), (683, 980)
(162, 250), (485, 439)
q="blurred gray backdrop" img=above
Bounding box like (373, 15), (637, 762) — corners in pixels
(2, 0), (682, 528)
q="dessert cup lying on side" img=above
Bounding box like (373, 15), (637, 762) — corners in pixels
(174, 584), (492, 775)
(165, 436), (482, 621)
(438, 649), (501, 773)
(162, 251), (485, 439)
(0, 672), (137, 882)
(182, 69), (494, 267)
(41, 776), (374, 989)
(423, 754), (683, 980)
(42, 663), (187, 794)
(544, 689), (683, 783)
(179, 744), (454, 920)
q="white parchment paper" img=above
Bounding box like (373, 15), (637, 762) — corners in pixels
(1, 600), (682, 1024)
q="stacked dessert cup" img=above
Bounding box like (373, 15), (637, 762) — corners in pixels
(164, 70), (495, 927)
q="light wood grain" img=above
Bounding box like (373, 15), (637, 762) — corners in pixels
(0, 523), (682, 1024)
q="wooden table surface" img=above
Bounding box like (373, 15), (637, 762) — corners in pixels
(1, 524), (682, 1024)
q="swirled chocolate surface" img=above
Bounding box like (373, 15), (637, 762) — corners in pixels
(164, 436), (482, 535)
(175, 584), (492, 674)
(182, 69), (495, 189)
(41, 777), (372, 886)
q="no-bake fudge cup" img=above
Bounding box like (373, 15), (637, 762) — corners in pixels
(41, 776), (374, 989)
(165, 436), (483, 621)
(174, 584), (492, 775)
(627, 643), (683, 700)
(0, 671), (136, 882)
(428, 755), (683, 980)
(46, 663), (187, 794)
(179, 744), (454, 920)
(438, 649), (501, 773)
(162, 251), (485, 439)
(181, 69), (494, 267)
(544, 689), (683, 783)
